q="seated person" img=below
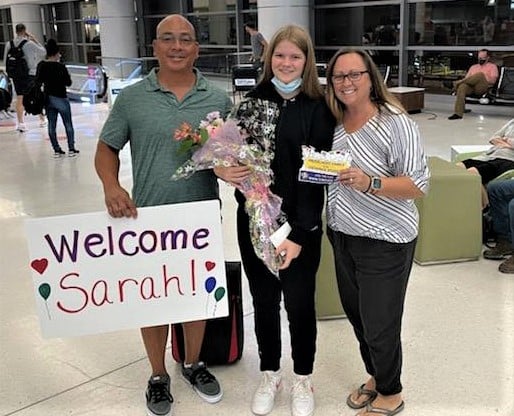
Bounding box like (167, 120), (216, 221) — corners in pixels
(448, 49), (499, 120)
(483, 179), (514, 273)
(456, 119), (514, 208)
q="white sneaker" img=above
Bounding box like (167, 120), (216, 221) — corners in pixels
(251, 370), (282, 415)
(16, 123), (27, 132)
(291, 374), (314, 416)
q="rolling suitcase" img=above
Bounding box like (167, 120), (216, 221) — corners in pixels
(171, 261), (244, 365)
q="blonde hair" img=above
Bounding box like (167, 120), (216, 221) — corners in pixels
(260, 25), (323, 100)
(325, 48), (404, 123)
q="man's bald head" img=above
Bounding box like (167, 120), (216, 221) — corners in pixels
(156, 14), (195, 38)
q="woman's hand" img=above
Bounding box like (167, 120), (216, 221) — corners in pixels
(490, 137), (512, 148)
(276, 239), (301, 270)
(338, 167), (371, 193)
(214, 165), (252, 186)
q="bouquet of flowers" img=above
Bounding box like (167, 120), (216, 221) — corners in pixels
(171, 102), (284, 275)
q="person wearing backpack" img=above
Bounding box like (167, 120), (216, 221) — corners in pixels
(35, 39), (78, 158)
(3, 23), (46, 132)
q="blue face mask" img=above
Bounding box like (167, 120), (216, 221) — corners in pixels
(271, 77), (302, 94)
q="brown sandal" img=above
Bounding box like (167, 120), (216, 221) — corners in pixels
(346, 384), (378, 409)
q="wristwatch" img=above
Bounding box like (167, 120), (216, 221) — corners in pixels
(370, 176), (382, 194)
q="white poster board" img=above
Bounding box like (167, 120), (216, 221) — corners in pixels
(25, 201), (228, 338)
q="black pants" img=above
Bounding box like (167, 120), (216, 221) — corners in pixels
(327, 227), (416, 396)
(237, 203), (321, 375)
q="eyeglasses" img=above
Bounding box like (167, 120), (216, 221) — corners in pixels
(157, 34), (196, 46)
(331, 70), (369, 84)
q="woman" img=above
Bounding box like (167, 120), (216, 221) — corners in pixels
(35, 39), (78, 158)
(215, 25), (335, 416)
(324, 49), (429, 416)
(456, 118), (514, 208)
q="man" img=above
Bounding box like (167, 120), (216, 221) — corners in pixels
(3, 23), (46, 132)
(244, 22), (268, 68)
(484, 180), (514, 274)
(448, 49), (499, 120)
(94, 14), (232, 416)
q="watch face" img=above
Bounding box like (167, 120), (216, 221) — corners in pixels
(372, 177), (381, 190)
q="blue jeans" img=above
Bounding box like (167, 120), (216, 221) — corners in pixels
(46, 95), (75, 152)
(487, 180), (514, 243)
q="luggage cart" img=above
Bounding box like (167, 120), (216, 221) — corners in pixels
(232, 64), (259, 101)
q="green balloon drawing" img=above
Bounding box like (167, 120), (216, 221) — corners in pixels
(38, 283), (52, 320)
(214, 287), (226, 302)
(39, 283), (51, 300)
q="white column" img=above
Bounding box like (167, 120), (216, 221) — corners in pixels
(10, 4), (44, 44)
(97, 0), (137, 79)
(257, 0), (310, 41)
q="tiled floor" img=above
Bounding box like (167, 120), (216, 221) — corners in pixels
(0, 91), (513, 416)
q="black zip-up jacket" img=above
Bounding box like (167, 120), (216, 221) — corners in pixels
(235, 81), (336, 246)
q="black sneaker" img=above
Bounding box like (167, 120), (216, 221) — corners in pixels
(181, 361), (223, 404)
(484, 240), (514, 260)
(146, 374), (173, 416)
(68, 149), (80, 157)
(448, 114), (462, 120)
(54, 149), (65, 158)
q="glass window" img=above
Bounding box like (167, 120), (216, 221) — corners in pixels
(53, 3), (71, 20)
(142, 0), (181, 15)
(54, 22), (73, 43)
(59, 44), (74, 62)
(408, 0), (514, 46)
(315, 5), (400, 46)
(76, 45), (85, 63)
(186, 14), (234, 45)
(316, 0), (390, 3)
(75, 22), (85, 43)
(192, 0), (234, 12)
(143, 17), (161, 43)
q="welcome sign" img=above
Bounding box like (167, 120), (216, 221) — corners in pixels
(25, 200), (228, 338)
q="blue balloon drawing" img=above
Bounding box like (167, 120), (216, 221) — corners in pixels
(205, 276), (216, 293)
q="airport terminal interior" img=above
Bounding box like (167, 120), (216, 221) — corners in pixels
(0, 0), (514, 415)
(0, 86), (513, 416)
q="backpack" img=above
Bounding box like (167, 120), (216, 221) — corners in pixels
(23, 82), (45, 115)
(6, 39), (29, 79)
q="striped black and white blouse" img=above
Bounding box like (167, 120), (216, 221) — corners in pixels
(327, 106), (430, 244)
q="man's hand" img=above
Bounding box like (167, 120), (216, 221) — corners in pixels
(104, 185), (137, 218)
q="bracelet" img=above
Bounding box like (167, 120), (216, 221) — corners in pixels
(363, 174), (372, 193)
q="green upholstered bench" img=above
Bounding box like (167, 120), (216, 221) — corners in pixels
(414, 156), (482, 265)
(315, 217), (345, 319)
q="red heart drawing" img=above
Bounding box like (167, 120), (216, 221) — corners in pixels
(31, 258), (48, 275)
(205, 261), (216, 271)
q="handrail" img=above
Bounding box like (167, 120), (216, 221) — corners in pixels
(65, 63), (108, 102)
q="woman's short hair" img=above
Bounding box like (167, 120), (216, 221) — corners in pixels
(260, 24), (323, 100)
(45, 38), (59, 57)
(325, 48), (404, 122)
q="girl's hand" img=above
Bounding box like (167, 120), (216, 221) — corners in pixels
(214, 165), (252, 185)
